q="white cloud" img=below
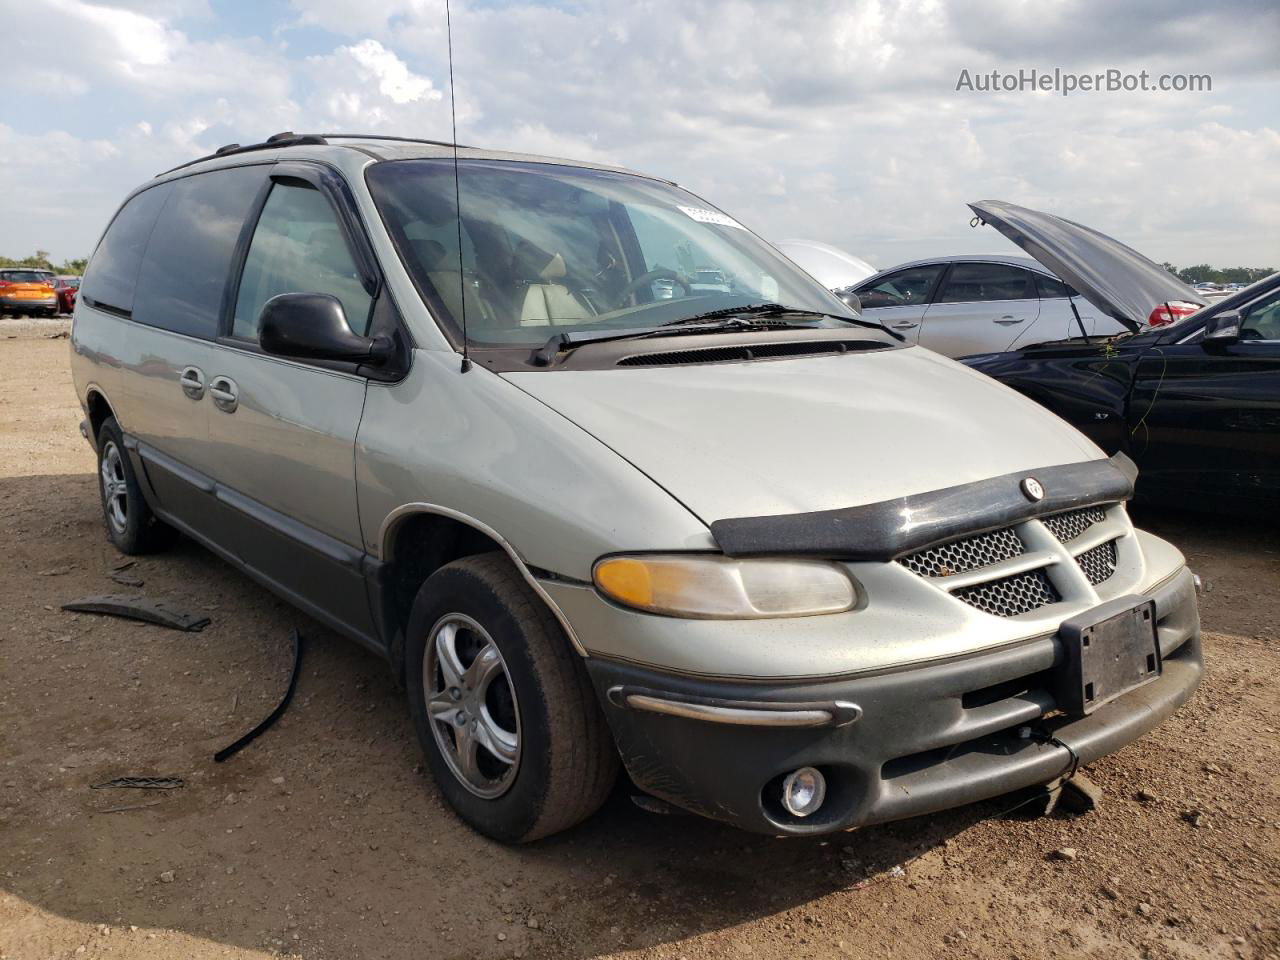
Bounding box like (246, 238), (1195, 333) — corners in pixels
(344, 39), (440, 105)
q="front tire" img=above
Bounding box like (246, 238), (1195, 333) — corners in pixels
(96, 416), (175, 555)
(406, 553), (618, 842)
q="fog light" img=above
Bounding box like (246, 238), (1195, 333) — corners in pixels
(781, 766), (826, 817)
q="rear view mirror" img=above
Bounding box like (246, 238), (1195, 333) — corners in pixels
(1201, 310), (1242, 346)
(259, 293), (393, 365)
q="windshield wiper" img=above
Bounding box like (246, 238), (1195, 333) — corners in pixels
(527, 317), (822, 367)
(660, 302), (822, 325)
(664, 301), (902, 338)
(526, 301), (901, 367)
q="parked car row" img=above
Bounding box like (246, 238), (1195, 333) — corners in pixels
(0, 268), (80, 316)
(72, 132), (1208, 846)
(775, 202), (1276, 514)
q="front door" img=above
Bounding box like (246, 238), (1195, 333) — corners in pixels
(854, 263), (945, 345)
(1130, 287), (1280, 508)
(919, 261), (1042, 357)
(205, 167), (380, 642)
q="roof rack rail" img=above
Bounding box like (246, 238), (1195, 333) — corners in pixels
(319, 133), (468, 149)
(155, 132), (330, 178)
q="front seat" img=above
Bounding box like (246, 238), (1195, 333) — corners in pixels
(410, 237), (499, 329)
(518, 251), (596, 327)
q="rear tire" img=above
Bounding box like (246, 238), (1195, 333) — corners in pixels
(96, 416), (176, 555)
(406, 553), (618, 842)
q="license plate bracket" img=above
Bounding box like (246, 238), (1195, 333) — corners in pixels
(1056, 596), (1161, 717)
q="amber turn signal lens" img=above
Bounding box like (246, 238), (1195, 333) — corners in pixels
(592, 555), (856, 619)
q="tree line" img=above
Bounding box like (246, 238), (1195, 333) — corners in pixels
(1161, 263), (1276, 285)
(0, 251), (88, 275)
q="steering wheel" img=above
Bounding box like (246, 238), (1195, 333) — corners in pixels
(617, 268), (693, 305)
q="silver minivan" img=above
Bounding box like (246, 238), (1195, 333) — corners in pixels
(71, 133), (1202, 842)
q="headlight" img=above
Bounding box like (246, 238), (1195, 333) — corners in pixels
(592, 554), (857, 619)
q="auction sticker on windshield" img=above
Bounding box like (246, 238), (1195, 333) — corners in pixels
(678, 205), (745, 229)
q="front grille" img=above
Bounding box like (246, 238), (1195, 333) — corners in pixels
(1042, 505), (1107, 543)
(898, 528), (1024, 579)
(954, 570), (1060, 617)
(1075, 539), (1119, 585)
(616, 339), (886, 366)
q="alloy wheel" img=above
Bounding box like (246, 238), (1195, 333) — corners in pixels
(100, 441), (128, 535)
(423, 613), (522, 799)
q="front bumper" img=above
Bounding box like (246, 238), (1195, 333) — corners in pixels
(587, 566), (1201, 835)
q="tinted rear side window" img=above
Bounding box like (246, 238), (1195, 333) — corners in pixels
(80, 184), (170, 313)
(938, 262), (1035, 303)
(133, 166), (265, 338)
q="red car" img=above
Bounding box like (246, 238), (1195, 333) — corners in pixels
(53, 275), (80, 314)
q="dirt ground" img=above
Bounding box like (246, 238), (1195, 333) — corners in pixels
(1, 320), (1277, 960)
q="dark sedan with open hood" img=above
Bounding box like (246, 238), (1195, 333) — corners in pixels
(965, 234), (1280, 515)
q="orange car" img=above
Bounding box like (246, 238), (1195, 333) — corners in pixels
(0, 269), (58, 316)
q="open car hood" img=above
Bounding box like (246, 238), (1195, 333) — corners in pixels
(968, 201), (1205, 332)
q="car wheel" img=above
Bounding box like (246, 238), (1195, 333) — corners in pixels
(406, 553), (618, 842)
(96, 417), (176, 555)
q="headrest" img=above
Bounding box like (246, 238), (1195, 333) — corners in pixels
(540, 252), (567, 281)
(410, 238), (448, 270)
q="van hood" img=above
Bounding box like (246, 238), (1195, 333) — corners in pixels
(502, 347), (1102, 525)
(969, 200), (1205, 332)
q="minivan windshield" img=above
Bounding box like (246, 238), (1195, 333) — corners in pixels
(367, 159), (858, 347)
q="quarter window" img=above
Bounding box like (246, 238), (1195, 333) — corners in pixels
(233, 182), (373, 340)
(79, 184), (170, 314)
(1033, 273), (1077, 300)
(133, 166), (265, 338)
(938, 263), (1035, 303)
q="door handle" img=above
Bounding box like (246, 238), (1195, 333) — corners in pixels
(179, 366), (205, 400)
(993, 316), (1025, 325)
(889, 321), (920, 330)
(208, 376), (239, 413)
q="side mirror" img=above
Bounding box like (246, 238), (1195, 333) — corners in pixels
(259, 293), (392, 365)
(835, 288), (863, 312)
(1201, 309), (1242, 346)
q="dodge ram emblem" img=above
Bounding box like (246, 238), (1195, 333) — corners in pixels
(1021, 477), (1045, 502)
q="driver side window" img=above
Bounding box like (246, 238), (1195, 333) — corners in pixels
(857, 265), (943, 308)
(1241, 290), (1280, 341)
(233, 182), (373, 341)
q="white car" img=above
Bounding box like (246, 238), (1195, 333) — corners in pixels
(850, 202), (1206, 358)
(773, 239), (877, 300)
(851, 253), (1116, 357)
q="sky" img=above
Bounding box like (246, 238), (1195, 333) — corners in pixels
(2, 0), (1277, 271)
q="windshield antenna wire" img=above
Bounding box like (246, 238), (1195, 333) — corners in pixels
(445, 0), (470, 372)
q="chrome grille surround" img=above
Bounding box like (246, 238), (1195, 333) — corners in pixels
(898, 528), (1024, 579)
